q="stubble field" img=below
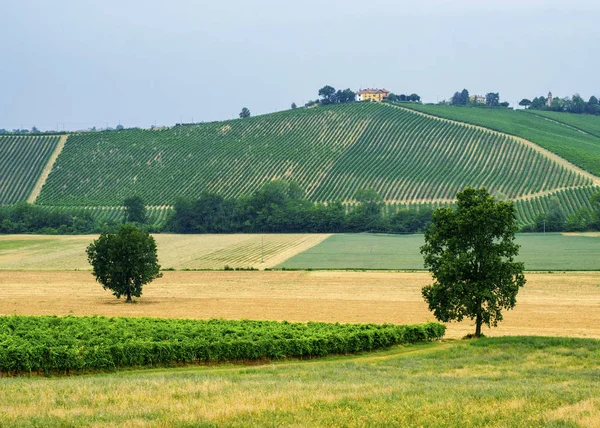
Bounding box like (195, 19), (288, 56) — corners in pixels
(1, 270), (599, 340)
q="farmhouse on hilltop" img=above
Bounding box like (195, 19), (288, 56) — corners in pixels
(355, 88), (390, 102)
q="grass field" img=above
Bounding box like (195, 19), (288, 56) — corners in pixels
(527, 110), (600, 137)
(1, 232), (598, 271)
(0, 233), (329, 270)
(277, 233), (600, 271)
(399, 102), (600, 177)
(1, 270), (598, 339)
(0, 336), (598, 426)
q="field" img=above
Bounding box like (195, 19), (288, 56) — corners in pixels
(1, 270), (599, 339)
(277, 233), (600, 271)
(35, 102), (590, 206)
(0, 134), (62, 205)
(399, 102), (600, 177)
(2, 232), (599, 271)
(0, 233), (329, 270)
(0, 336), (598, 426)
(527, 110), (600, 137)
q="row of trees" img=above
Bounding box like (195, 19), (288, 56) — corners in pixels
(450, 89), (509, 108)
(520, 94), (600, 115)
(166, 181), (434, 234)
(3, 185), (599, 235)
(387, 93), (420, 102)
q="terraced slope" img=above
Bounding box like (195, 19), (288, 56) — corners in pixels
(398, 102), (600, 177)
(37, 103), (591, 206)
(0, 135), (62, 205)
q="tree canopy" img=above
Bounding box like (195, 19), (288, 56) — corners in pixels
(123, 195), (146, 223)
(86, 224), (162, 302)
(239, 107), (251, 118)
(420, 187), (526, 337)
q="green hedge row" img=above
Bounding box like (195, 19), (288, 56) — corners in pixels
(0, 316), (445, 375)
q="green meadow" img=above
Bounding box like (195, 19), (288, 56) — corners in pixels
(0, 337), (598, 426)
(277, 233), (600, 271)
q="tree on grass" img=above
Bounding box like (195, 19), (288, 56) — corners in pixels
(420, 187), (526, 337)
(123, 195), (146, 223)
(86, 224), (162, 303)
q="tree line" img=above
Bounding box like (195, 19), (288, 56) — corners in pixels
(165, 182), (433, 234)
(448, 89), (509, 108)
(519, 93), (600, 115)
(2, 182), (599, 235)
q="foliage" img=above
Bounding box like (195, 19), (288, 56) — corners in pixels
(451, 89), (470, 106)
(0, 315), (445, 375)
(526, 92), (600, 116)
(318, 85), (355, 105)
(421, 188), (526, 337)
(291, 102), (297, 109)
(485, 92), (500, 107)
(239, 107), (251, 118)
(123, 195), (146, 223)
(0, 135), (62, 205)
(86, 225), (162, 302)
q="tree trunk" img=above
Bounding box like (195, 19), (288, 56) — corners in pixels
(475, 312), (482, 338)
(126, 291), (132, 303)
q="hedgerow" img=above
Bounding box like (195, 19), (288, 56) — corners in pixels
(0, 316), (445, 375)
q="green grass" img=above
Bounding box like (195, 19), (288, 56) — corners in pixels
(277, 233), (600, 271)
(36, 102), (589, 206)
(525, 110), (600, 137)
(399, 102), (600, 177)
(0, 336), (598, 426)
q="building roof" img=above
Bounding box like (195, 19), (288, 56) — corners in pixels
(355, 88), (390, 95)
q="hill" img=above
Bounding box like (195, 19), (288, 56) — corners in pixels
(35, 102), (593, 208)
(397, 102), (600, 177)
(0, 135), (64, 205)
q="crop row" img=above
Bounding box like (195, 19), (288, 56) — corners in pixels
(0, 135), (60, 205)
(34, 103), (588, 206)
(514, 186), (600, 226)
(43, 205), (171, 228)
(0, 316), (446, 375)
(399, 102), (600, 177)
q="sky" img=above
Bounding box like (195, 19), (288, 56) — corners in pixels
(1, 0), (599, 131)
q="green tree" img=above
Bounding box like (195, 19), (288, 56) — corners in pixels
(519, 99), (532, 107)
(239, 107), (251, 118)
(318, 85), (336, 105)
(485, 92), (500, 107)
(420, 187), (525, 337)
(123, 195), (146, 223)
(291, 102), (297, 109)
(86, 224), (162, 302)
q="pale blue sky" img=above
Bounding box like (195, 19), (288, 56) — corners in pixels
(1, 0), (598, 130)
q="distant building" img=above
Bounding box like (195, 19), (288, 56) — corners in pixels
(547, 92), (553, 107)
(469, 95), (486, 104)
(355, 88), (390, 102)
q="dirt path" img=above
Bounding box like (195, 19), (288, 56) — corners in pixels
(389, 104), (600, 187)
(27, 134), (68, 203)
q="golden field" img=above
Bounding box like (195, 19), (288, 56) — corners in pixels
(1, 270), (598, 339)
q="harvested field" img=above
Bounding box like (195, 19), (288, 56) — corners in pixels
(0, 233), (330, 270)
(0, 270), (598, 339)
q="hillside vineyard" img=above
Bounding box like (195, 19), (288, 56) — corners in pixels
(36, 103), (591, 206)
(0, 135), (61, 205)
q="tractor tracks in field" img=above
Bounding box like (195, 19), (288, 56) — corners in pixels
(27, 134), (68, 203)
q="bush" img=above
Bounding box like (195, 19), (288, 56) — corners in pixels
(0, 316), (445, 375)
